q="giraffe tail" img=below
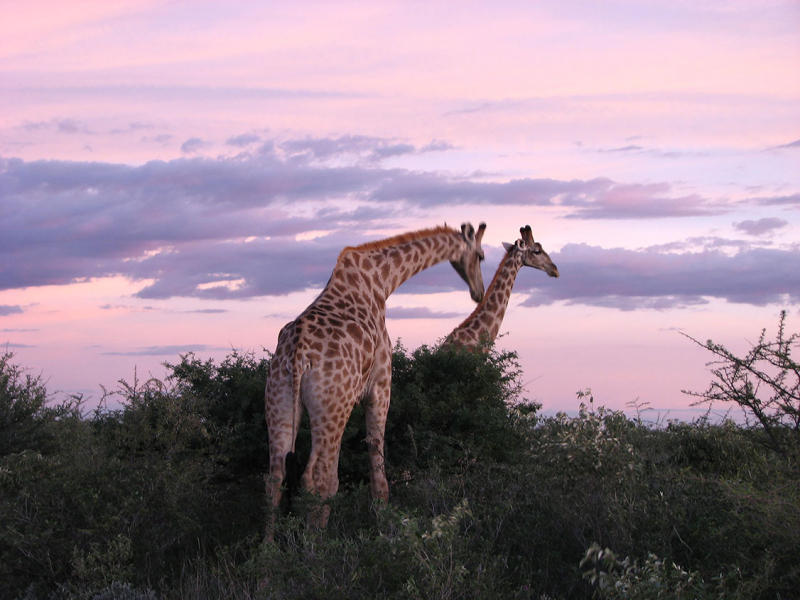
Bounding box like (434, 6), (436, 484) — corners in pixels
(283, 345), (308, 509)
(283, 450), (301, 507)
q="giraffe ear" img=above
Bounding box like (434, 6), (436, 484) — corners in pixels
(461, 222), (475, 241)
(502, 241), (514, 252)
(476, 222), (486, 245)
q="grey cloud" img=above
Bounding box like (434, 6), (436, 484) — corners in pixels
(385, 306), (462, 319)
(143, 134), (174, 145)
(562, 183), (721, 219)
(646, 236), (771, 253)
(227, 133), (261, 147)
(770, 139), (800, 150)
(2, 342), (35, 348)
(606, 145), (644, 153)
(734, 217), (788, 236)
(1, 328), (37, 332)
(0, 137), (772, 305)
(567, 295), (708, 311)
(130, 231), (404, 299)
(419, 140), (455, 152)
(755, 193), (800, 206)
(371, 143), (416, 160)
(57, 119), (87, 134)
(689, 236), (768, 250)
(2, 149), (577, 294)
(181, 137), (208, 154)
(279, 135), (454, 164)
(0, 305), (23, 316)
(372, 173), (612, 207)
(281, 135), (388, 161)
(102, 344), (224, 356)
(23, 118), (92, 134)
(109, 122), (154, 135)
(99, 304), (156, 311)
(595, 144), (703, 160)
(517, 244), (800, 310)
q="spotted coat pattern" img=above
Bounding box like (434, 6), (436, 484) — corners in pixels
(445, 225), (559, 349)
(265, 224), (486, 530)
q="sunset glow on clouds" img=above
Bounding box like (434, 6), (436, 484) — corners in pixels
(1, 0), (799, 417)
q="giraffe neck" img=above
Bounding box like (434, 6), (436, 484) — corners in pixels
(455, 249), (521, 343)
(333, 226), (462, 302)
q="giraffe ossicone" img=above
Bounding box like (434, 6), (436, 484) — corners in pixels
(444, 224), (558, 350)
(264, 222), (486, 535)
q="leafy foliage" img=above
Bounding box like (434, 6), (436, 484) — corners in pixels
(0, 352), (80, 456)
(0, 334), (798, 599)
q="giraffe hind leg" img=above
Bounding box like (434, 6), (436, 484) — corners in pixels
(364, 381), (391, 503)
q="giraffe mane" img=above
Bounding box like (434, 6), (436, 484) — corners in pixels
(337, 225), (455, 260)
(454, 247), (513, 329)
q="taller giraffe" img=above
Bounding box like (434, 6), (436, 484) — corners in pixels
(265, 223), (486, 529)
(445, 225), (558, 349)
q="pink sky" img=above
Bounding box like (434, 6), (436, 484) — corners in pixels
(2, 0), (799, 419)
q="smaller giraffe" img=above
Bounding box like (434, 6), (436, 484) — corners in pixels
(444, 225), (558, 349)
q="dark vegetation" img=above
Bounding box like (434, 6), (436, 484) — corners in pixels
(1, 314), (798, 599)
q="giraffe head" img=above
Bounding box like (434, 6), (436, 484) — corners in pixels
(502, 225), (560, 277)
(450, 222), (487, 302)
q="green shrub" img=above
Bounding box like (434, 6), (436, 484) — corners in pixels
(0, 351), (81, 456)
(1, 337), (798, 599)
(581, 543), (711, 599)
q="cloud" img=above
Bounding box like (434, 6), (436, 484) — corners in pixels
(278, 135), (451, 164)
(143, 134), (174, 145)
(0, 136), (779, 308)
(1, 328), (37, 332)
(386, 306), (462, 319)
(769, 139), (800, 150)
(23, 118), (92, 134)
(102, 344), (225, 356)
(99, 304), (156, 311)
(733, 217), (788, 236)
(606, 145), (644, 153)
(181, 137), (209, 154)
(227, 133), (261, 147)
(1, 342), (35, 348)
(517, 244), (800, 310)
(0, 305), (23, 316)
(594, 142), (704, 160)
(109, 122), (154, 135)
(754, 193), (800, 207)
(562, 183), (722, 219)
